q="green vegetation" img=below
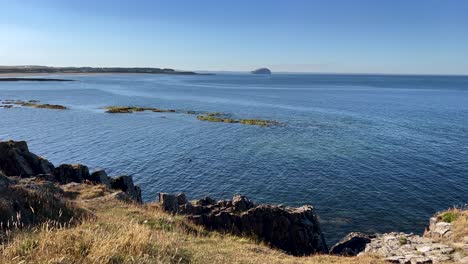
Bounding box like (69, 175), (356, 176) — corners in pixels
(398, 236), (407, 245)
(196, 113), (280, 127)
(239, 119), (279, 126)
(196, 115), (279, 126)
(104, 106), (176, 114)
(196, 115), (238, 123)
(104, 106), (282, 127)
(441, 211), (460, 223)
(0, 100), (69, 110)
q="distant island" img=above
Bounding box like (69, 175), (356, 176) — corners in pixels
(251, 68), (272, 74)
(0, 66), (198, 75)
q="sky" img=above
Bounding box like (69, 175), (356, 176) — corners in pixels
(1, 0), (467, 74)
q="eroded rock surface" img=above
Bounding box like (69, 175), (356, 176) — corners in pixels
(330, 232), (376, 256)
(0, 140), (54, 177)
(359, 232), (456, 263)
(54, 164), (90, 184)
(158, 193), (328, 256)
(111, 175), (142, 203)
(0, 140), (142, 203)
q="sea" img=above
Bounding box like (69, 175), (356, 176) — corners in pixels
(0, 73), (467, 244)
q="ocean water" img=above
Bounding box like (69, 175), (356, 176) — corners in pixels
(0, 73), (467, 244)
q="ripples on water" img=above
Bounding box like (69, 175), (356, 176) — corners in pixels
(0, 73), (467, 243)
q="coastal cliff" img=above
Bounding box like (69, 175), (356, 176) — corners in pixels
(0, 140), (466, 263)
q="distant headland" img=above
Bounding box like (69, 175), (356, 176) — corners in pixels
(251, 68), (272, 74)
(0, 66), (199, 75)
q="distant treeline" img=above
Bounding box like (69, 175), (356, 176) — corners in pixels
(0, 66), (197, 75)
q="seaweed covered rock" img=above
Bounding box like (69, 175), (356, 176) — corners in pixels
(0, 140), (55, 177)
(159, 193), (328, 256)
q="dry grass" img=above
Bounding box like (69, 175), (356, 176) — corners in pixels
(0, 181), (89, 233)
(0, 183), (386, 263)
(444, 208), (468, 243)
(0, 198), (386, 263)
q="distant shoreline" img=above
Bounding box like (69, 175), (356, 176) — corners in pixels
(0, 66), (201, 77)
(0, 77), (74, 82)
(0, 72), (193, 78)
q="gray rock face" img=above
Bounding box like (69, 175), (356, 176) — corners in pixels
(110, 176), (142, 203)
(53, 164), (90, 184)
(359, 232), (455, 263)
(159, 193), (328, 256)
(424, 217), (453, 240)
(89, 169), (112, 188)
(0, 140), (54, 177)
(330, 232), (376, 256)
(159, 193), (179, 213)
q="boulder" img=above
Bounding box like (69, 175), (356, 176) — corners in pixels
(0, 140), (54, 177)
(176, 192), (187, 205)
(160, 193), (328, 256)
(158, 192), (190, 213)
(110, 175), (142, 203)
(88, 169), (112, 188)
(330, 232), (375, 256)
(424, 216), (453, 240)
(53, 164), (90, 184)
(232, 195), (254, 212)
(159, 193), (178, 213)
(196, 196), (216, 206)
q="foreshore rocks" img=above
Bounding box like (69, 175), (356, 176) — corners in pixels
(330, 232), (376, 256)
(0, 140), (142, 203)
(331, 214), (465, 263)
(158, 193), (328, 256)
(360, 232), (456, 263)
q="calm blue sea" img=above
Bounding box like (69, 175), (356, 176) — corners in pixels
(0, 73), (467, 243)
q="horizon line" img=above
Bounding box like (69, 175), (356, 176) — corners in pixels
(1, 65), (467, 77)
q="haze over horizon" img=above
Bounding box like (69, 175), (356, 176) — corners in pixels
(1, 0), (467, 75)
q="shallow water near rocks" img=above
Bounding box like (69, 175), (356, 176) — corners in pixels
(0, 73), (467, 244)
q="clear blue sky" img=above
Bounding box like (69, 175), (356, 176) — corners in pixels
(1, 0), (467, 74)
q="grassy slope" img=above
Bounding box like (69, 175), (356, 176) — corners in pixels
(0, 183), (386, 264)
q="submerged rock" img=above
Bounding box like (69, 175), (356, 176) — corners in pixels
(159, 193), (328, 256)
(0, 140), (55, 177)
